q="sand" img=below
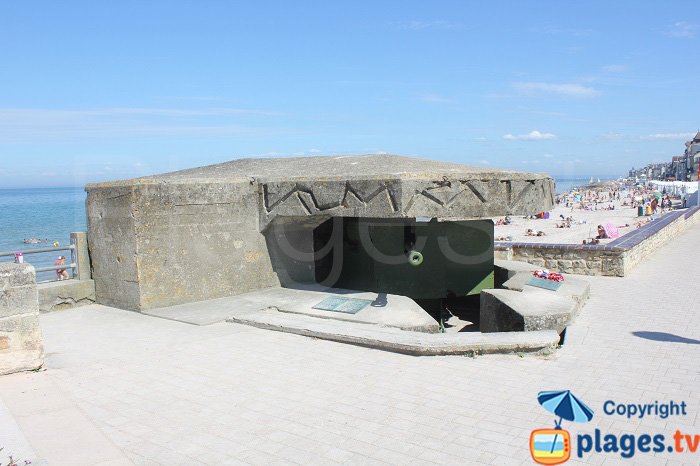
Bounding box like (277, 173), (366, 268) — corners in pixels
(493, 189), (668, 244)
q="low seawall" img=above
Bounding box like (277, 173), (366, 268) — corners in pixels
(495, 206), (700, 276)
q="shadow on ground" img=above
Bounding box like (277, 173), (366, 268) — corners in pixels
(632, 331), (700, 345)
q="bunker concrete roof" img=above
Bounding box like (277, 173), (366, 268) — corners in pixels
(86, 154), (555, 223)
(86, 154), (552, 187)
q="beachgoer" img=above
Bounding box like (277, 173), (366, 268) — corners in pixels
(596, 225), (607, 239)
(54, 256), (69, 281)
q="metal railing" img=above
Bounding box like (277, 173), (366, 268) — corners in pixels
(0, 244), (77, 278)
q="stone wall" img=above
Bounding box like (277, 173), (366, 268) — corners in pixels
(495, 207), (700, 277)
(0, 263), (44, 375)
(496, 246), (625, 276)
(620, 207), (700, 275)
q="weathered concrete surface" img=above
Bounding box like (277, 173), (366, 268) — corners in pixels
(2, 221), (699, 465)
(502, 271), (590, 315)
(87, 155), (555, 310)
(37, 279), (96, 313)
(144, 285), (440, 333)
(480, 288), (574, 334)
(0, 264), (44, 376)
(227, 307), (560, 355)
(70, 231), (92, 280)
(493, 258), (539, 287)
(86, 180), (279, 311)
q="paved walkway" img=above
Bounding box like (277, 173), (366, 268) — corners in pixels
(1, 224), (699, 465)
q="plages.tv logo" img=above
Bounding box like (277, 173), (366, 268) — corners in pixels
(530, 390), (594, 465)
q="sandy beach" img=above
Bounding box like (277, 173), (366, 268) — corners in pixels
(493, 187), (673, 244)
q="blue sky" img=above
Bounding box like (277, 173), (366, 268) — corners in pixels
(1, 1), (698, 187)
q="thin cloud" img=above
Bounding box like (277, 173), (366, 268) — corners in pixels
(0, 107), (288, 143)
(602, 64), (628, 73)
(513, 82), (601, 97)
(503, 130), (556, 141)
(666, 22), (698, 38)
(603, 132), (625, 140)
(642, 133), (694, 140)
(0, 107), (281, 118)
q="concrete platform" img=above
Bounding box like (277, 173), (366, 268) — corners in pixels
(480, 288), (575, 334)
(144, 285), (440, 333)
(227, 307), (560, 356)
(502, 271), (590, 314)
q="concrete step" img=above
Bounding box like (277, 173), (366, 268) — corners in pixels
(227, 307), (560, 356)
(502, 271), (590, 315)
(144, 285), (439, 332)
(494, 259), (540, 287)
(480, 288), (576, 334)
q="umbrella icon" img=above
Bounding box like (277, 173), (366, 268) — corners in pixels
(538, 390), (594, 428)
(537, 390), (594, 457)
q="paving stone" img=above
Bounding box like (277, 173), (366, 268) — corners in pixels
(0, 222), (699, 465)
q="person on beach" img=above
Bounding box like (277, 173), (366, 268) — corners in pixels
(54, 256), (69, 281)
(596, 225), (608, 239)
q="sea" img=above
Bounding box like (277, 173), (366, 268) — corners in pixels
(0, 187), (87, 282)
(554, 178), (607, 194)
(0, 178), (610, 282)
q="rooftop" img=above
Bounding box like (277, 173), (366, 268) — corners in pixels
(87, 154), (551, 187)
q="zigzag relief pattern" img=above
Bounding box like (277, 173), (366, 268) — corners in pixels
(508, 181), (535, 210)
(404, 180), (491, 212)
(263, 178), (550, 219)
(405, 179), (542, 214)
(263, 182), (399, 215)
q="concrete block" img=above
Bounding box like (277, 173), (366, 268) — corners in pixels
(494, 259), (539, 287)
(480, 288), (574, 334)
(0, 285), (39, 319)
(87, 155), (555, 310)
(502, 272), (590, 315)
(2, 263), (36, 288)
(0, 264), (39, 318)
(0, 314), (44, 375)
(0, 263), (43, 376)
(37, 279), (96, 313)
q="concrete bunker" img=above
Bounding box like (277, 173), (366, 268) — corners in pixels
(86, 154), (559, 336)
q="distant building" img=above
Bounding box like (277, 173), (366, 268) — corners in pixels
(685, 131), (700, 181)
(627, 130), (700, 181)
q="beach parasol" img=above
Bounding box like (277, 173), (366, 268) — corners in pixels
(537, 390), (594, 428)
(653, 192), (662, 200)
(537, 390), (594, 455)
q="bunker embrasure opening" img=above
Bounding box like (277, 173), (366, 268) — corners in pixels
(312, 217), (494, 325)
